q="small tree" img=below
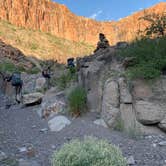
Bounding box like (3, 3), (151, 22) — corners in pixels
(139, 12), (166, 37)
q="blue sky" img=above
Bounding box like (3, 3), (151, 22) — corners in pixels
(53, 0), (165, 21)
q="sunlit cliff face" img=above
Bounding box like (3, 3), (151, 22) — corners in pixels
(0, 1), (166, 45)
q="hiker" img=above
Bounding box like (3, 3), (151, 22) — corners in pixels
(0, 71), (6, 94)
(67, 58), (75, 74)
(5, 72), (23, 103)
(42, 66), (51, 89)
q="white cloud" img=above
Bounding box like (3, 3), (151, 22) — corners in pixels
(89, 10), (103, 19)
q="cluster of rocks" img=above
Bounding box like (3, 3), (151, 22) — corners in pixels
(0, 53), (73, 132)
(0, 149), (40, 166)
(0, 40), (34, 69)
(77, 34), (166, 134)
(132, 79), (166, 132)
(94, 33), (110, 53)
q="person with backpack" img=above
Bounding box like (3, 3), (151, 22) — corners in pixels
(67, 58), (75, 74)
(42, 66), (51, 89)
(6, 72), (23, 103)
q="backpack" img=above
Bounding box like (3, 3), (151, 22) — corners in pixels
(42, 69), (51, 79)
(11, 73), (21, 86)
(67, 58), (75, 68)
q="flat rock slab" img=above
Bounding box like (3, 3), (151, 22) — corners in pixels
(48, 115), (71, 132)
(23, 92), (44, 106)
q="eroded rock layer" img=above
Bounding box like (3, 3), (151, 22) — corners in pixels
(0, 0), (165, 45)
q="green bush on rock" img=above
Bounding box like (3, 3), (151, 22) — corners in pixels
(119, 36), (166, 79)
(52, 137), (127, 166)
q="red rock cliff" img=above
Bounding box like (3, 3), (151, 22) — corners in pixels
(0, 0), (166, 45)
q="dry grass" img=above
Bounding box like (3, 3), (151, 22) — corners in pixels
(0, 20), (94, 63)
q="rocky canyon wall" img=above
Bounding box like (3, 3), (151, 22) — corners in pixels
(77, 46), (166, 134)
(0, 0), (166, 45)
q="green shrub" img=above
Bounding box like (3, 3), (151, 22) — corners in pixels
(0, 60), (34, 74)
(26, 67), (40, 74)
(52, 137), (127, 166)
(30, 42), (38, 50)
(119, 36), (166, 79)
(68, 86), (86, 115)
(57, 70), (77, 90)
(0, 60), (17, 73)
(58, 73), (71, 89)
(114, 118), (124, 132)
(0, 157), (18, 166)
(139, 12), (166, 37)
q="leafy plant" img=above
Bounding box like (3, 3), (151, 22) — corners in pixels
(52, 137), (127, 166)
(68, 86), (87, 116)
(119, 36), (166, 79)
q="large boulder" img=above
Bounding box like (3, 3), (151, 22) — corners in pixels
(101, 79), (120, 128)
(22, 73), (39, 93)
(102, 106), (120, 128)
(135, 101), (165, 125)
(23, 92), (44, 105)
(103, 79), (119, 108)
(48, 115), (71, 132)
